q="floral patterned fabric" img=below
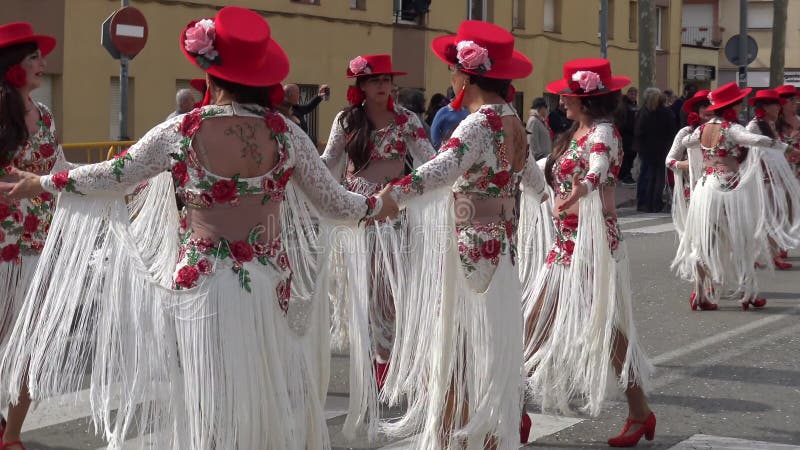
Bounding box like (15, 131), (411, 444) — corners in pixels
(0, 102), (70, 263)
(456, 219), (515, 285)
(40, 103), (375, 297)
(550, 121), (621, 200)
(666, 126), (697, 202)
(545, 213), (621, 267)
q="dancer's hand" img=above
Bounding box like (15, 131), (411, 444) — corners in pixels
(374, 185), (400, 220)
(787, 148), (800, 164)
(558, 174), (587, 212)
(676, 161), (690, 171)
(0, 168), (42, 200)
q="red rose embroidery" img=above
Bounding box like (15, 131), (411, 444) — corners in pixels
(485, 113), (503, 132)
(393, 140), (406, 153)
(41, 113), (52, 128)
(563, 239), (575, 255)
(394, 113), (409, 126)
(1, 243), (19, 262)
(277, 252), (290, 270)
(560, 159), (577, 177)
(210, 179), (237, 203)
(391, 174), (413, 186)
(715, 149), (728, 158)
(175, 265), (199, 288)
(253, 242), (269, 256)
(585, 173), (600, 187)
(38, 143), (55, 158)
(443, 137), (462, 150)
(546, 250), (557, 265)
(196, 258), (212, 274)
(476, 177), (490, 190)
(11, 210), (22, 223)
(172, 162), (189, 187)
(492, 170), (511, 188)
(23, 214), (39, 233)
(179, 110), (203, 136)
(561, 214), (579, 231)
(468, 247), (481, 262)
(590, 143), (609, 154)
(265, 113), (289, 134)
(480, 239), (502, 259)
(276, 278), (292, 312)
(505, 220), (514, 239)
(0, 231), (6, 242)
(415, 127), (428, 140)
(705, 166), (714, 174)
(0, 203), (11, 220)
(39, 192), (52, 202)
(52, 171), (70, 190)
(230, 241), (254, 262)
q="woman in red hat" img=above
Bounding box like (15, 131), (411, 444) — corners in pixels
(321, 55), (435, 425)
(665, 89), (712, 290)
(776, 85), (800, 162)
(0, 7), (387, 449)
(0, 21), (68, 450)
(374, 20), (546, 449)
(745, 90), (794, 270)
(673, 82), (800, 312)
(516, 58), (655, 447)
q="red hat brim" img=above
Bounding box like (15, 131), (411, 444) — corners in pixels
(683, 96), (710, 114)
(430, 35), (532, 80)
(545, 76), (630, 97)
(706, 87), (752, 111)
(748, 94), (785, 106)
(0, 34), (56, 57)
(180, 22), (289, 87)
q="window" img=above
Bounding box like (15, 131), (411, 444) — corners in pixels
(298, 84), (320, 145)
(109, 76), (135, 140)
(656, 6), (664, 50)
(599, 0), (614, 39)
(350, 0), (366, 10)
(747, 2), (773, 29)
(628, 1), (637, 41)
(513, 0), (525, 29)
(543, 0), (561, 33)
(467, 0), (493, 22)
(395, 0), (429, 24)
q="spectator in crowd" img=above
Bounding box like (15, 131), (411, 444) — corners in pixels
(397, 87), (433, 142)
(663, 89), (677, 108)
(526, 97), (552, 159)
(165, 88), (196, 119)
(547, 96), (573, 139)
(424, 92), (447, 126)
(615, 86), (638, 185)
(635, 87), (677, 213)
(430, 99), (469, 148)
(283, 83), (329, 135)
(671, 84), (698, 127)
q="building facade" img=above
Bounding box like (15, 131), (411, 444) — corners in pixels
(2, 0), (682, 150)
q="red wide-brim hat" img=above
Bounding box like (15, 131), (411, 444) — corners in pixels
(706, 82), (752, 111)
(0, 22), (56, 56)
(748, 89), (786, 106)
(682, 89), (711, 114)
(775, 84), (799, 98)
(346, 54), (407, 78)
(180, 6), (289, 87)
(431, 20), (532, 80)
(189, 78), (207, 93)
(546, 58), (630, 96)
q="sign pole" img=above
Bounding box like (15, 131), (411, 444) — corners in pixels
(600, 0), (608, 58)
(119, 0), (130, 140)
(738, 0), (747, 88)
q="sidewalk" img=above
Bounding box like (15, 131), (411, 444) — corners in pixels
(615, 182), (638, 208)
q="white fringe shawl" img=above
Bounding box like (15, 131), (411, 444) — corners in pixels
(522, 192), (653, 417)
(377, 188), (525, 450)
(670, 146), (704, 238)
(518, 186), (555, 298)
(0, 176), (335, 450)
(0, 255), (39, 406)
(671, 146), (800, 301)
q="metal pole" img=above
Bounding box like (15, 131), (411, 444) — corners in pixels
(738, 0), (747, 88)
(600, 0), (609, 58)
(119, 0), (130, 140)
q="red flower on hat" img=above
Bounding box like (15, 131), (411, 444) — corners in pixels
(456, 41), (492, 72)
(4, 65), (26, 89)
(572, 71), (604, 93)
(348, 56), (371, 76)
(184, 19), (220, 68)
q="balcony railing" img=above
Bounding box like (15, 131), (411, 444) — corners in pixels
(681, 26), (724, 48)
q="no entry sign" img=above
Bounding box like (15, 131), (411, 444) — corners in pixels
(101, 6), (148, 59)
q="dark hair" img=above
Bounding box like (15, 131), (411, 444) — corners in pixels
(424, 93), (446, 124)
(468, 74), (512, 100)
(689, 99), (710, 113)
(752, 99), (780, 139)
(776, 99), (797, 137)
(209, 75), (270, 107)
(712, 101), (741, 119)
(544, 91), (621, 186)
(532, 97), (548, 110)
(338, 75), (389, 171)
(398, 88), (426, 114)
(0, 42), (37, 166)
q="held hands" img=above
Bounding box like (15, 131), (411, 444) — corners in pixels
(0, 168), (43, 201)
(374, 184), (400, 221)
(557, 174), (588, 212)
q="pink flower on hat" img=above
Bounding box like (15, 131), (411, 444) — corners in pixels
(185, 19), (219, 61)
(571, 71), (604, 93)
(707, 91), (715, 105)
(349, 56), (371, 75)
(456, 40), (492, 72)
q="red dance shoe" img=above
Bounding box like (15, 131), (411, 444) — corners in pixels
(689, 292), (718, 311)
(741, 297), (767, 311)
(373, 360), (389, 391)
(779, 250), (789, 259)
(773, 258), (793, 270)
(520, 413), (532, 443)
(607, 412), (656, 447)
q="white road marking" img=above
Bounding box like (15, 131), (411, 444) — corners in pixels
(668, 434), (800, 449)
(625, 222), (676, 235)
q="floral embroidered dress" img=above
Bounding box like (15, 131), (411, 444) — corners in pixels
(0, 101), (72, 365)
(777, 115), (800, 179)
(522, 121), (652, 417)
(666, 125), (704, 236)
(1, 103), (378, 450)
(672, 118), (800, 305)
(377, 104), (547, 449)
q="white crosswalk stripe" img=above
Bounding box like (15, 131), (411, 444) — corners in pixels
(668, 434), (800, 449)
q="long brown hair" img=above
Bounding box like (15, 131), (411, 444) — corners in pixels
(776, 97), (797, 138)
(544, 91), (621, 186)
(752, 99), (779, 139)
(0, 42), (37, 166)
(338, 75), (391, 171)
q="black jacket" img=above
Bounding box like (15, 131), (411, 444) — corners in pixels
(634, 106), (677, 163)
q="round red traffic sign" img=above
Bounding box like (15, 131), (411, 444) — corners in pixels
(109, 6), (148, 57)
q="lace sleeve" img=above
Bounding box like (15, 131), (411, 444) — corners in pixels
(404, 110), (437, 166)
(320, 111), (347, 174)
(582, 123), (614, 192)
(40, 119), (180, 194)
(728, 123), (788, 151)
(390, 112), (488, 206)
(36, 102), (75, 172)
(521, 154), (546, 198)
(666, 127), (692, 170)
(745, 119), (760, 134)
(287, 120), (375, 221)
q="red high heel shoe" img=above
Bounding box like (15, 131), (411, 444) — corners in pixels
(373, 360), (389, 391)
(773, 258), (793, 270)
(779, 250), (789, 259)
(607, 412), (656, 447)
(689, 293), (718, 311)
(741, 297), (767, 311)
(1, 441), (26, 450)
(520, 413), (532, 443)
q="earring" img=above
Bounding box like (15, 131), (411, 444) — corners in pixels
(450, 85), (466, 110)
